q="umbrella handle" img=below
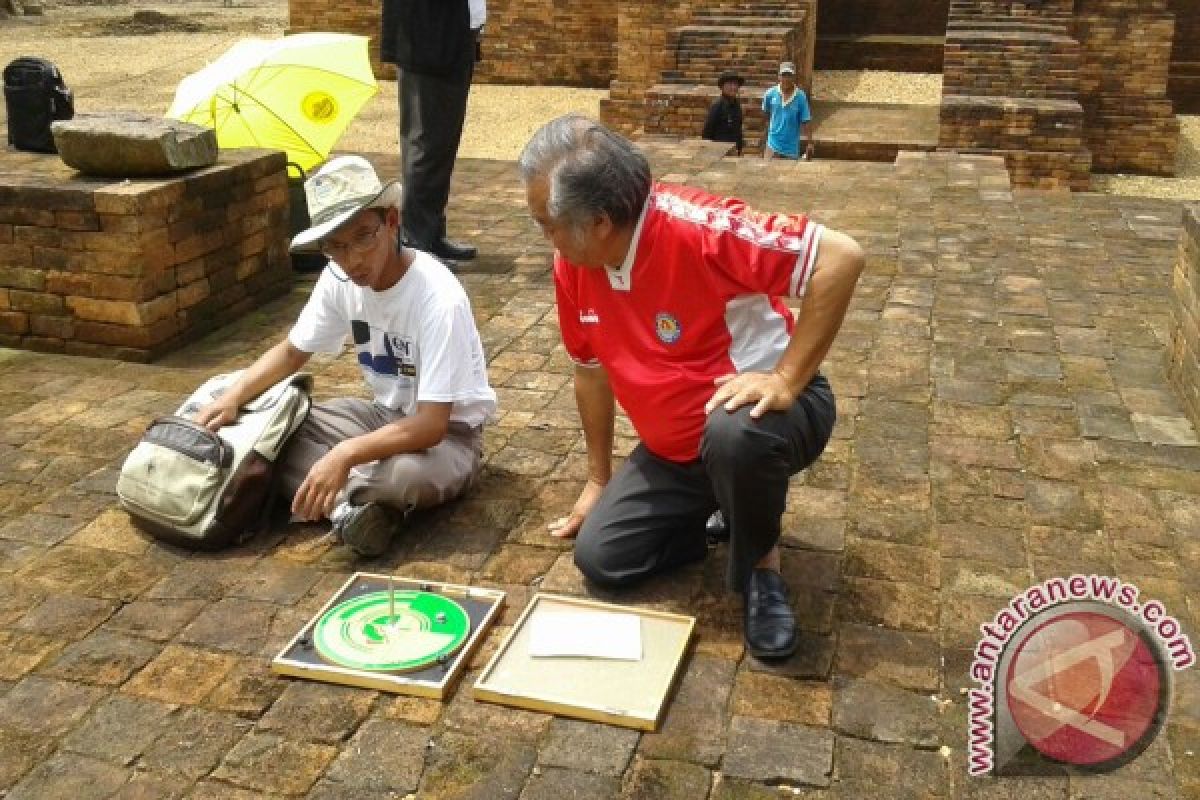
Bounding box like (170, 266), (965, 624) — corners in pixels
(287, 161), (307, 180)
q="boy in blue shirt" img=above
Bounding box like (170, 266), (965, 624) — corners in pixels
(762, 61), (812, 160)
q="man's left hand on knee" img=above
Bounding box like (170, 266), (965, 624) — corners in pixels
(704, 370), (797, 419)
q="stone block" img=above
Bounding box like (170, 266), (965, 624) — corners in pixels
(52, 113), (218, 177)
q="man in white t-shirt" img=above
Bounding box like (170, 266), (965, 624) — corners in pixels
(196, 156), (496, 556)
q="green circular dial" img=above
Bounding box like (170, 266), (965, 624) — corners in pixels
(313, 590), (470, 672)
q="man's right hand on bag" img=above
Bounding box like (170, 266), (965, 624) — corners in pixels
(195, 397), (240, 432)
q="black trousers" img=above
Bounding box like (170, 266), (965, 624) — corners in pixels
(575, 375), (836, 594)
(397, 63), (472, 249)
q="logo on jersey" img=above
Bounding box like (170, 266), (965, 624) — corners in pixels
(579, 309), (600, 324)
(655, 312), (682, 344)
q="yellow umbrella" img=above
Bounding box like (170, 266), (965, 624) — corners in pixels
(167, 33), (377, 172)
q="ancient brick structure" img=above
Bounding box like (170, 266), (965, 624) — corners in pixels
(473, 0), (615, 86)
(939, 0), (1178, 189)
(939, 0), (1092, 190)
(611, 0), (815, 152)
(288, 0), (1196, 117)
(0, 150), (291, 361)
(1074, 0), (1178, 175)
(1169, 205), (1200, 431)
(1167, 0), (1200, 112)
(287, 0), (615, 86)
(816, 0), (949, 72)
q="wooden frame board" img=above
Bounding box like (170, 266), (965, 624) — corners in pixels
(473, 593), (694, 731)
(271, 572), (504, 698)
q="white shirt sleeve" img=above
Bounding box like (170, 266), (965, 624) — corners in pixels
(469, 0), (486, 29)
(288, 270), (349, 354)
(416, 297), (489, 403)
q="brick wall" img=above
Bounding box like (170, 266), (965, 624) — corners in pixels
(599, 1), (695, 135)
(1167, 0), (1200, 111)
(1168, 205), (1200, 431)
(938, 0), (1091, 190)
(817, 0), (950, 36)
(287, 0), (616, 87)
(1074, 1), (1178, 175)
(602, 0), (814, 138)
(0, 150), (292, 362)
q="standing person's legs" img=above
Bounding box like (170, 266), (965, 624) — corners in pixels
(574, 445), (718, 588)
(397, 67), (472, 250)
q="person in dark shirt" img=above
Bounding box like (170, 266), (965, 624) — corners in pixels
(702, 70), (745, 156)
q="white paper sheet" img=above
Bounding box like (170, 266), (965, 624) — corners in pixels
(527, 609), (643, 660)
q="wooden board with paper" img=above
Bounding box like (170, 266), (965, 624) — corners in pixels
(473, 593), (694, 731)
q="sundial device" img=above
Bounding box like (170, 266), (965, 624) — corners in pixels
(272, 572), (504, 697)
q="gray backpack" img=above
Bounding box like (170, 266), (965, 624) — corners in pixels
(117, 372), (312, 550)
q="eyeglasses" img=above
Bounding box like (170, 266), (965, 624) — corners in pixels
(319, 220), (384, 259)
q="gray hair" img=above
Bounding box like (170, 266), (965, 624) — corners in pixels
(518, 114), (652, 234)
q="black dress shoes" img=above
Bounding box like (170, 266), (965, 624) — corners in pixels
(430, 238), (477, 261)
(744, 568), (797, 659)
(705, 510), (729, 545)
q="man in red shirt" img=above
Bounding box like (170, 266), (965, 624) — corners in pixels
(518, 115), (864, 659)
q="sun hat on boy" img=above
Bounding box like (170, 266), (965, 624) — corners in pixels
(290, 155), (403, 253)
(778, 61), (796, 75)
(716, 69), (745, 88)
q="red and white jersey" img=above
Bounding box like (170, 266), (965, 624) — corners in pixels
(554, 182), (823, 462)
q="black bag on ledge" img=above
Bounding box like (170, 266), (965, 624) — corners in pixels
(3, 56), (74, 153)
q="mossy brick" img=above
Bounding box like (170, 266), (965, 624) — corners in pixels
(237, 231), (267, 259)
(9, 291), (62, 315)
(180, 168), (239, 198)
(54, 211), (100, 232)
(75, 316), (178, 348)
(1, 186), (96, 212)
(78, 231), (148, 255)
(29, 315), (74, 340)
(63, 249), (147, 277)
(14, 226), (82, 249)
(174, 230), (228, 263)
(0, 311), (29, 335)
(0, 244), (34, 269)
(0, 267), (44, 291)
(62, 340), (151, 361)
(97, 213), (157, 235)
(32, 248), (70, 271)
(167, 218), (195, 244)
(0, 208), (54, 227)
(207, 209), (240, 236)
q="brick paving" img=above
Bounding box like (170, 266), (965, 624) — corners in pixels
(0, 142), (1198, 798)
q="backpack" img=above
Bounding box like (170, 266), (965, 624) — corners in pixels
(3, 56), (74, 153)
(117, 372), (312, 550)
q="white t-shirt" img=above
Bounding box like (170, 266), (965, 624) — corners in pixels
(288, 251), (497, 428)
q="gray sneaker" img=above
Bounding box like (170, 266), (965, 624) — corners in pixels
(330, 501), (398, 557)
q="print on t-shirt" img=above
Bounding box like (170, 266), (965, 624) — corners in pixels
(351, 319), (418, 383)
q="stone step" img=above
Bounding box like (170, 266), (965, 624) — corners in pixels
(644, 86), (940, 164)
(1169, 63), (1200, 113)
(816, 34), (944, 72)
(674, 24), (797, 38)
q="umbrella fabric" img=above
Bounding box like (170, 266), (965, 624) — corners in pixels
(168, 33), (377, 172)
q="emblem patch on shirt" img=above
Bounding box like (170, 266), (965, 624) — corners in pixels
(579, 309), (600, 324)
(655, 312), (682, 345)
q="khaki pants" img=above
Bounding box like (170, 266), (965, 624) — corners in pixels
(277, 397), (483, 517)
